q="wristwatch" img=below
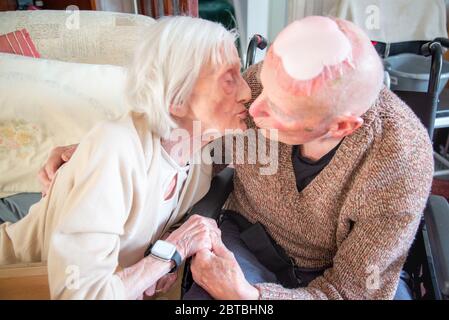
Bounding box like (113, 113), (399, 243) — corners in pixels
(144, 240), (182, 273)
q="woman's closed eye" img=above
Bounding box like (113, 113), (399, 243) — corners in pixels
(224, 73), (235, 84)
(222, 72), (237, 94)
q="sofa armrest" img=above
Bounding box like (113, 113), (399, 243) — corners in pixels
(0, 262), (50, 299)
(189, 167), (235, 219)
(424, 195), (449, 299)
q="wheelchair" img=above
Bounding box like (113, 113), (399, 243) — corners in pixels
(183, 36), (449, 300)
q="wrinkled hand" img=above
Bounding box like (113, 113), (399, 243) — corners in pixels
(155, 272), (178, 294)
(191, 235), (260, 300)
(136, 284), (156, 300)
(147, 232), (179, 295)
(165, 214), (221, 260)
(139, 273), (177, 299)
(38, 144), (78, 196)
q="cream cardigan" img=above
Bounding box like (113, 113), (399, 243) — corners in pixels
(0, 111), (212, 299)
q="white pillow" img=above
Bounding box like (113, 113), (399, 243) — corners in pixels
(0, 53), (129, 197)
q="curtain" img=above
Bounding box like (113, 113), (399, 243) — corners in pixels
(287, 0), (447, 42)
(287, 0), (336, 22)
(94, 0), (136, 13)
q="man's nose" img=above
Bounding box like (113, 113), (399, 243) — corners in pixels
(249, 97), (268, 118)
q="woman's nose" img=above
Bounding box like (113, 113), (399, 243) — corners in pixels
(237, 78), (252, 104)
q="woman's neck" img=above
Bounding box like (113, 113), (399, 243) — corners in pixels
(161, 126), (215, 167)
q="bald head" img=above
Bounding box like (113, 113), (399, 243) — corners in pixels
(263, 16), (384, 116)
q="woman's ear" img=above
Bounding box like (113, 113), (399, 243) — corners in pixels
(327, 115), (364, 139)
(169, 103), (189, 118)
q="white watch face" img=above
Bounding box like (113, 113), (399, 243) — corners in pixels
(151, 240), (176, 260)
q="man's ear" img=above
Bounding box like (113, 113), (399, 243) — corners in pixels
(327, 115), (364, 139)
(169, 103), (189, 118)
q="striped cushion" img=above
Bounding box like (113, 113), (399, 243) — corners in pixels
(0, 29), (40, 58)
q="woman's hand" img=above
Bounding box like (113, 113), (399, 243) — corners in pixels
(155, 272), (178, 294)
(138, 272), (178, 299)
(165, 214), (221, 260)
(119, 214), (219, 301)
(143, 214), (222, 297)
(38, 144), (78, 196)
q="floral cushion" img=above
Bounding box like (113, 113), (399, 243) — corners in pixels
(0, 53), (129, 197)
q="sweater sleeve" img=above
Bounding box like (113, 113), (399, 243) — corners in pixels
(46, 121), (138, 300)
(254, 129), (434, 300)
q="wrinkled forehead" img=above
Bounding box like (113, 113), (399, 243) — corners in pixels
(202, 48), (241, 77)
(260, 61), (318, 114)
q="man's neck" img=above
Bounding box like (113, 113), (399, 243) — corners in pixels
(299, 136), (343, 162)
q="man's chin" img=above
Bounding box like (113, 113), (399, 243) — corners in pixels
(258, 126), (282, 143)
(258, 128), (304, 145)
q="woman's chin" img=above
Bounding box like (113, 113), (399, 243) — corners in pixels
(214, 119), (248, 134)
(236, 120), (248, 131)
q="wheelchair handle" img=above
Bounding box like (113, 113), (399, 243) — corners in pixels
(420, 41), (443, 97)
(245, 34), (268, 70)
(433, 37), (449, 49)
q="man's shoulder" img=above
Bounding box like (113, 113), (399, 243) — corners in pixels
(338, 89), (434, 217)
(364, 88), (433, 158)
(348, 88), (434, 201)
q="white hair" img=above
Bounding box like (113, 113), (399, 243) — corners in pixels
(126, 16), (238, 138)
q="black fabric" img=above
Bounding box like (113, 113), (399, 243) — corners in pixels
(291, 144), (340, 193)
(169, 250), (182, 274)
(424, 195), (449, 298)
(394, 90), (438, 138)
(220, 210), (327, 288)
(374, 41), (427, 58)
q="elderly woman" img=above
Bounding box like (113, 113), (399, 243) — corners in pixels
(0, 16), (251, 299)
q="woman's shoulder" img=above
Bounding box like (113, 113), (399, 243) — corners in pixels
(81, 111), (153, 160)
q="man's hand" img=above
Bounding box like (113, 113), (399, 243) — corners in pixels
(190, 235), (260, 300)
(38, 144), (78, 196)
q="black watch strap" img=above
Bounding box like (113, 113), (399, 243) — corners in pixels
(169, 250), (182, 273)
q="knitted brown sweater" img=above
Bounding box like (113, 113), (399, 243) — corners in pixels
(215, 63), (434, 300)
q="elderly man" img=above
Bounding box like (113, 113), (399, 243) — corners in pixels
(35, 16), (433, 300)
(184, 16), (433, 300)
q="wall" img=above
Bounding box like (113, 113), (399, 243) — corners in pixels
(236, 0), (288, 63)
(95, 0), (136, 13)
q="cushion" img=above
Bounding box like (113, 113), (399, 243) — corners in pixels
(0, 53), (129, 197)
(0, 29), (40, 58)
(0, 10), (155, 66)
